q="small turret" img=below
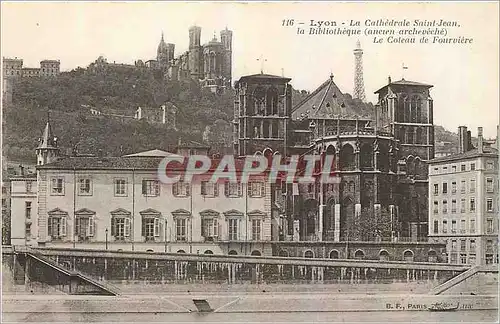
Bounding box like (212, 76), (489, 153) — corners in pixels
(36, 113), (60, 165)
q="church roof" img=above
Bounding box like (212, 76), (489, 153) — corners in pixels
(374, 78), (433, 94)
(292, 75), (373, 120)
(122, 149), (181, 158)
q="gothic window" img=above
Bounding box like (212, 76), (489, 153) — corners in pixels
(406, 128), (413, 144)
(307, 210), (316, 235)
(398, 94), (408, 122)
(360, 143), (373, 170)
(266, 87), (279, 115)
(406, 156), (415, 176)
(415, 96), (422, 122)
(415, 128), (422, 144)
(410, 95), (419, 122)
(253, 87), (266, 115)
(263, 120), (270, 138)
(271, 120), (279, 138)
(377, 144), (390, 172)
(339, 144), (355, 171)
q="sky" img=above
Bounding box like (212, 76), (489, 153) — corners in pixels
(2, 2), (499, 138)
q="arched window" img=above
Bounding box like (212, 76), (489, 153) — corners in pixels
(253, 87), (266, 115)
(403, 250), (414, 262)
(354, 250), (365, 260)
(360, 143), (373, 170)
(304, 250), (314, 258)
(379, 250), (390, 261)
(329, 250), (339, 259)
(415, 128), (422, 144)
(279, 250), (289, 257)
(177, 249), (186, 253)
(339, 144), (355, 171)
(228, 250), (238, 255)
(266, 87), (279, 115)
(410, 95), (419, 122)
(251, 250), (261, 256)
(377, 144), (390, 172)
(146, 249), (154, 253)
(406, 156), (414, 176)
(204, 250), (214, 255)
(415, 97), (422, 122)
(263, 120), (270, 138)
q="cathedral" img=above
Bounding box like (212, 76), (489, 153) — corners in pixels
(233, 72), (435, 244)
(155, 26), (233, 91)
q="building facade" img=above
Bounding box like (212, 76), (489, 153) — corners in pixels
(40, 60), (61, 77)
(233, 73), (435, 244)
(428, 126), (498, 265)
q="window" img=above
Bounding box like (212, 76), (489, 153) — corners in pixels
(443, 166), (448, 172)
(248, 182), (265, 198)
(173, 181), (190, 197)
(25, 201), (32, 219)
(486, 240), (493, 252)
(433, 184), (439, 195)
(460, 219), (466, 233)
(142, 217), (160, 241)
(451, 181), (456, 194)
(442, 200), (448, 213)
(111, 217), (130, 241)
(451, 220), (457, 233)
(114, 179), (127, 196)
(201, 218), (219, 240)
(48, 216), (66, 239)
(224, 182), (242, 197)
(470, 239), (476, 250)
(461, 164), (466, 172)
(451, 240), (457, 250)
(486, 161), (494, 170)
(75, 216), (95, 241)
(50, 177), (64, 195)
(433, 167), (439, 173)
(442, 182), (448, 194)
(433, 201), (439, 214)
(252, 219), (262, 240)
(460, 239), (466, 251)
(25, 224), (31, 237)
(470, 163), (475, 171)
(460, 254), (467, 264)
(469, 179), (475, 193)
(486, 178), (494, 193)
(487, 219), (493, 234)
(442, 220), (448, 233)
(433, 220), (439, 234)
(201, 181), (219, 197)
(460, 198), (466, 213)
(460, 180), (466, 193)
(142, 179), (160, 197)
(470, 219), (476, 233)
(487, 198), (493, 212)
(78, 178), (92, 195)
(228, 218), (238, 240)
(175, 218), (187, 241)
(451, 199), (457, 213)
(470, 197), (475, 212)
(469, 254), (476, 265)
(452, 165), (457, 172)
(26, 181), (33, 193)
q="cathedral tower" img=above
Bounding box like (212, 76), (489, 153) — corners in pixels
(220, 27), (233, 86)
(188, 25), (203, 79)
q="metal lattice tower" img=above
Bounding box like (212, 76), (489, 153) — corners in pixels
(353, 40), (366, 102)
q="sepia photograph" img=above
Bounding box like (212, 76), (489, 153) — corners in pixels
(1, 1), (499, 323)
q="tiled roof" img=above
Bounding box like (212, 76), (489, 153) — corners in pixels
(429, 147), (498, 163)
(374, 78), (433, 94)
(236, 73), (292, 85)
(292, 75), (374, 120)
(122, 149), (181, 158)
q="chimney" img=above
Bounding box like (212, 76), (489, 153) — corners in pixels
(458, 126), (468, 153)
(19, 165), (25, 176)
(477, 127), (484, 153)
(388, 76), (392, 84)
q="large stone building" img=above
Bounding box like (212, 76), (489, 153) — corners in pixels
(155, 26), (233, 91)
(428, 126), (498, 265)
(233, 73), (435, 248)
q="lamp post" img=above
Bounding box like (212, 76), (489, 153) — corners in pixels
(105, 228), (108, 250)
